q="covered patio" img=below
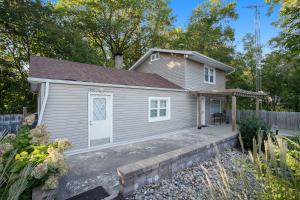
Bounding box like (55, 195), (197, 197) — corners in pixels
(191, 89), (267, 132)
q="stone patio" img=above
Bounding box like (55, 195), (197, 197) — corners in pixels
(57, 125), (236, 199)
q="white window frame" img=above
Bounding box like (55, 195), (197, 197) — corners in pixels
(210, 99), (221, 114)
(150, 53), (160, 61)
(148, 97), (171, 122)
(204, 66), (216, 84)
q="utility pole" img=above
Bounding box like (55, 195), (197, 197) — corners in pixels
(246, 5), (263, 92)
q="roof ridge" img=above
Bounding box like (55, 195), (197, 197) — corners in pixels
(30, 55), (163, 76)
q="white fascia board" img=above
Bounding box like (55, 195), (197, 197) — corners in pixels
(189, 52), (235, 73)
(150, 48), (193, 55)
(27, 77), (187, 92)
(129, 49), (154, 70)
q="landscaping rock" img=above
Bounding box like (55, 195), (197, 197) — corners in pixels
(127, 149), (258, 200)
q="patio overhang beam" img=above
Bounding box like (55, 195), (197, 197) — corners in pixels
(190, 89), (267, 98)
(191, 89), (267, 132)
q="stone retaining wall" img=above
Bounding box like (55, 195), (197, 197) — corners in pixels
(117, 134), (238, 197)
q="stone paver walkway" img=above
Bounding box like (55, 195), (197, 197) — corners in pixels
(57, 125), (236, 199)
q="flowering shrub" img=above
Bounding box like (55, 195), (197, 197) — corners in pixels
(0, 115), (72, 200)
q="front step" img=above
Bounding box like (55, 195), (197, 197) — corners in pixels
(66, 186), (110, 200)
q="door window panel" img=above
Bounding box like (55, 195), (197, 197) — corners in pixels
(93, 98), (106, 120)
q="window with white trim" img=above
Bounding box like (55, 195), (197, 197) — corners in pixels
(204, 66), (216, 84)
(150, 53), (160, 61)
(210, 99), (221, 114)
(149, 97), (170, 122)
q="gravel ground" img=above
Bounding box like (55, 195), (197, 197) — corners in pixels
(127, 148), (259, 200)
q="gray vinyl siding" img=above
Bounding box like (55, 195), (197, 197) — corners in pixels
(185, 59), (226, 91)
(42, 83), (197, 150)
(136, 53), (186, 88)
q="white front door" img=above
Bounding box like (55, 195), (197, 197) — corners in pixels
(201, 96), (206, 125)
(89, 93), (112, 147)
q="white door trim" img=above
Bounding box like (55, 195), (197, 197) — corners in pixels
(201, 96), (206, 125)
(88, 92), (113, 147)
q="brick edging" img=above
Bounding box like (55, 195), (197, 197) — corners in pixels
(117, 134), (238, 197)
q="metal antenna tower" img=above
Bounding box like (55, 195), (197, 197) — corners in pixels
(246, 5), (263, 92)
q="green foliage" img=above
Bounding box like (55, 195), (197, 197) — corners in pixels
(0, 0), (100, 113)
(238, 115), (269, 150)
(201, 131), (300, 199)
(55, 0), (174, 68)
(249, 133), (300, 199)
(226, 34), (259, 110)
(0, 0), (299, 114)
(172, 0), (238, 64)
(0, 116), (72, 199)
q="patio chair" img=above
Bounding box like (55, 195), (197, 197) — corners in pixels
(212, 113), (225, 125)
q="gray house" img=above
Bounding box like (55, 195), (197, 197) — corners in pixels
(28, 48), (247, 154)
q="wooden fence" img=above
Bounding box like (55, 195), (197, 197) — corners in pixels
(237, 110), (300, 130)
(0, 114), (23, 134)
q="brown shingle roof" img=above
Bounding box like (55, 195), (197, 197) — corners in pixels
(29, 56), (182, 90)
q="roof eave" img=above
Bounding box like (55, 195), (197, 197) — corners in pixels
(27, 77), (186, 92)
(189, 52), (235, 73)
(129, 48), (235, 73)
(129, 49), (154, 70)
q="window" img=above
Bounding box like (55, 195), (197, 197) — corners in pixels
(150, 53), (160, 61)
(93, 98), (106, 120)
(204, 66), (215, 84)
(210, 99), (221, 114)
(149, 97), (170, 122)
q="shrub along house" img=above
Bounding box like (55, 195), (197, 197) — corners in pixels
(28, 48), (265, 154)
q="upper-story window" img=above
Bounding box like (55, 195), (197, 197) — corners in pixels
(204, 66), (216, 84)
(150, 53), (160, 61)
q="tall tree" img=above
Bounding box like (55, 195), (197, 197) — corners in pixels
(172, 0), (238, 64)
(226, 34), (259, 110)
(55, 0), (174, 68)
(261, 52), (288, 111)
(0, 0), (99, 113)
(264, 0), (300, 111)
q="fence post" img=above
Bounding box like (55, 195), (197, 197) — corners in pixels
(256, 98), (260, 117)
(22, 107), (27, 118)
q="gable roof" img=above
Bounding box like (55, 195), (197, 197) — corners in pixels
(29, 56), (183, 90)
(129, 48), (235, 73)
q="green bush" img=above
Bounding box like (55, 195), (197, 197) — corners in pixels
(238, 115), (269, 150)
(0, 114), (72, 200)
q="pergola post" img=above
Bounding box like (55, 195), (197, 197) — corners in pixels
(191, 89), (266, 131)
(232, 95), (237, 132)
(197, 95), (202, 129)
(256, 98), (260, 117)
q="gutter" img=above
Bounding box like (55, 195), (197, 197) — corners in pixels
(28, 77), (187, 92)
(37, 81), (49, 125)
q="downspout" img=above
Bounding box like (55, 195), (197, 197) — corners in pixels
(38, 81), (49, 125)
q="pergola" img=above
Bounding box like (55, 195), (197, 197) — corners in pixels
(190, 89), (267, 132)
